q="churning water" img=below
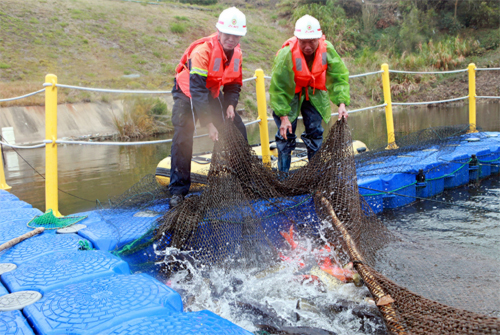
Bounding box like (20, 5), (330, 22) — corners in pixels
(159, 236), (387, 334)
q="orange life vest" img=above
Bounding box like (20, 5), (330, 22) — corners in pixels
(176, 33), (242, 98)
(281, 35), (328, 100)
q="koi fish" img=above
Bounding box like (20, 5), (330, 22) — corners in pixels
(279, 225), (360, 285)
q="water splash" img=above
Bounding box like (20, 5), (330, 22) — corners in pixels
(159, 240), (387, 334)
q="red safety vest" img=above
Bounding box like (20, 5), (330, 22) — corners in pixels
(176, 33), (242, 98)
(281, 35), (328, 100)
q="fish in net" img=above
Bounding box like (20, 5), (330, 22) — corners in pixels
(108, 120), (499, 334)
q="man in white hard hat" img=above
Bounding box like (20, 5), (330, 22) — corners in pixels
(169, 7), (248, 206)
(270, 15), (350, 173)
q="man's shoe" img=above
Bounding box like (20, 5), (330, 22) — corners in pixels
(170, 194), (184, 207)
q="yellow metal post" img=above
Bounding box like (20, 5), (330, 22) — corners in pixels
(255, 69), (271, 167)
(45, 74), (62, 217)
(468, 63), (477, 133)
(0, 145), (12, 191)
(381, 63), (398, 149)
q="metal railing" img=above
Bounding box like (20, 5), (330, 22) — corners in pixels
(0, 64), (499, 215)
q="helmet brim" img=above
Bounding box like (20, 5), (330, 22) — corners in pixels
(216, 25), (247, 37)
(294, 31), (323, 39)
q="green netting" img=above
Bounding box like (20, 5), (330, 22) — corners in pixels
(27, 209), (88, 230)
(78, 240), (94, 250)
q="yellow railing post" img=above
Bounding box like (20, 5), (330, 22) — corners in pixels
(381, 63), (398, 149)
(468, 63), (477, 133)
(255, 69), (271, 167)
(45, 74), (62, 216)
(0, 145), (12, 191)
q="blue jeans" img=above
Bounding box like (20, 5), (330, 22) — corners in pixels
(273, 99), (324, 172)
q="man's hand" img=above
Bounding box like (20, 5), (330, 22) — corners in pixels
(280, 116), (292, 140)
(338, 103), (348, 120)
(207, 123), (219, 142)
(226, 105), (235, 121)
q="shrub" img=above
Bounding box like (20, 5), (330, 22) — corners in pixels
(439, 13), (463, 35)
(170, 23), (185, 34)
(292, 0), (360, 55)
(399, 8), (426, 52)
(113, 97), (172, 139)
(149, 98), (168, 116)
(179, 0), (217, 5)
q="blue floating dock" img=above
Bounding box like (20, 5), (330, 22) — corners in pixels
(0, 208), (43, 225)
(23, 274), (182, 335)
(0, 281), (8, 296)
(0, 234), (91, 265)
(0, 201), (32, 210)
(380, 172), (416, 209)
(95, 310), (253, 335)
(0, 310), (35, 335)
(0, 190), (21, 201)
(1, 250), (130, 294)
(440, 152), (470, 189)
(77, 210), (160, 251)
(413, 159), (445, 199)
(357, 176), (384, 213)
(0, 221), (33, 246)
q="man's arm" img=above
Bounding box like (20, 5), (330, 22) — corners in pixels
(222, 84), (240, 120)
(269, 47), (296, 118)
(325, 41), (350, 118)
(269, 47), (296, 139)
(189, 45), (212, 127)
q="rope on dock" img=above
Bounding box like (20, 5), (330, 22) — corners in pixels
(477, 96), (500, 99)
(0, 89), (45, 102)
(392, 96), (468, 106)
(0, 227), (44, 252)
(349, 70), (384, 78)
(42, 83), (172, 94)
(242, 77), (257, 82)
(389, 69), (468, 74)
(0, 141), (45, 149)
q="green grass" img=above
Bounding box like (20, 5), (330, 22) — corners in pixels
(0, 0), (292, 109)
(170, 23), (186, 34)
(0, 0), (497, 112)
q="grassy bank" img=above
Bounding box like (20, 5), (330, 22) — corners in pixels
(0, 0), (498, 120)
(0, 0), (291, 116)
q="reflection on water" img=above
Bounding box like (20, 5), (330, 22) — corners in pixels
(5, 103), (499, 214)
(380, 177), (500, 262)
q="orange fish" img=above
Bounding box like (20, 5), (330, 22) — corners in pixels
(280, 225), (357, 283)
(280, 225), (299, 250)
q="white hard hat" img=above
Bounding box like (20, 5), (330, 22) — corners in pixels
(294, 15), (322, 39)
(216, 7), (247, 37)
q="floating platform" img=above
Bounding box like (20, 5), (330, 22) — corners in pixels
(1, 132), (499, 334)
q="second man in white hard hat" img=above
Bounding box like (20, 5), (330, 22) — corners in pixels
(269, 15), (350, 173)
(169, 7), (248, 207)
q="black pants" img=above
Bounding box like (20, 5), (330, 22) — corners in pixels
(273, 100), (324, 172)
(169, 92), (247, 196)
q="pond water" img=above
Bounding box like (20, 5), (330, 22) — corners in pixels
(5, 103), (499, 215)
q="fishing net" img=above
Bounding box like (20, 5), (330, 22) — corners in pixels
(27, 209), (87, 230)
(104, 120), (499, 334)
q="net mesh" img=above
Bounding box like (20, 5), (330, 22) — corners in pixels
(27, 209), (87, 230)
(109, 121), (499, 334)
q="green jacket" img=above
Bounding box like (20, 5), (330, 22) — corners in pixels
(269, 40), (350, 124)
